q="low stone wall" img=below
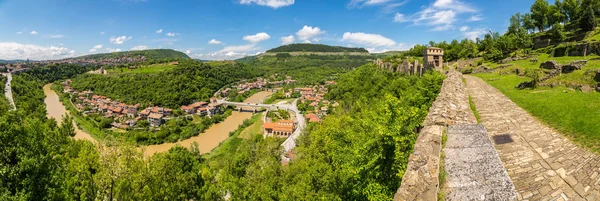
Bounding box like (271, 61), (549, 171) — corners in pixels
(394, 71), (477, 200)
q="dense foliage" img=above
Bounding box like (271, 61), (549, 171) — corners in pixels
(266, 44), (369, 53)
(70, 60), (263, 108)
(23, 63), (100, 83)
(242, 54), (374, 85)
(73, 49), (191, 60)
(1, 63), (444, 200)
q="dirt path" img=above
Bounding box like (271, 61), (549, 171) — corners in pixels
(465, 75), (600, 200)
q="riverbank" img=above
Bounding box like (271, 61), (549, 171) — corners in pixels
(43, 83), (97, 143)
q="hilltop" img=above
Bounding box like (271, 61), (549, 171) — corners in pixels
(74, 49), (190, 61)
(266, 44), (368, 53)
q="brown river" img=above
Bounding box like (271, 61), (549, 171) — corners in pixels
(42, 83), (272, 157)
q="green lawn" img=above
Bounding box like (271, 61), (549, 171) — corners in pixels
(108, 63), (176, 74)
(473, 73), (600, 152)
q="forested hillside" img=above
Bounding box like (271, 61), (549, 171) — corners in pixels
(73, 49), (190, 60)
(241, 54), (375, 84)
(266, 44), (369, 53)
(70, 60), (263, 108)
(0, 64), (444, 200)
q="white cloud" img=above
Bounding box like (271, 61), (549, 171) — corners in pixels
(30, 31), (38, 35)
(16, 32), (22, 35)
(106, 48), (122, 53)
(342, 32), (396, 47)
(399, 0), (479, 31)
(468, 15), (483, 22)
(239, 0), (294, 9)
(281, 35), (295, 45)
(109, 36), (133, 44)
(433, 0), (476, 13)
(47, 34), (64, 39)
(131, 45), (148, 50)
(463, 28), (487, 41)
(208, 39), (223, 45)
(166, 32), (179, 37)
(365, 43), (410, 53)
(185, 50), (191, 55)
(156, 29), (163, 33)
(348, 0), (398, 8)
(100, 31), (105, 35)
(89, 45), (103, 53)
(243, 32), (270, 43)
(0, 42), (75, 60)
(219, 44), (257, 53)
(460, 26), (469, 32)
(296, 25), (325, 42)
(394, 13), (409, 23)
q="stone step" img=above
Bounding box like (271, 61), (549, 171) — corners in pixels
(444, 124), (517, 201)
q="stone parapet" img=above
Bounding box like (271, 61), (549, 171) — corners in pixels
(394, 71), (477, 201)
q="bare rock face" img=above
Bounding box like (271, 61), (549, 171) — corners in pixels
(540, 60), (561, 70)
(562, 60), (587, 73)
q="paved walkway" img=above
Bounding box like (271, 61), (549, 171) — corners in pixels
(445, 124), (517, 200)
(465, 75), (600, 200)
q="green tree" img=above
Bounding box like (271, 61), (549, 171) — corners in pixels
(59, 114), (76, 137)
(531, 0), (550, 32)
(550, 22), (567, 42)
(562, 0), (582, 22)
(580, 3), (597, 31)
(508, 13), (524, 35)
(523, 13), (537, 33)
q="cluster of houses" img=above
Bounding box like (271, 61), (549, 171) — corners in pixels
(61, 80), (222, 129)
(0, 55), (149, 75)
(221, 76), (297, 97)
(297, 83), (339, 121)
(0, 63), (30, 74)
(179, 98), (222, 117)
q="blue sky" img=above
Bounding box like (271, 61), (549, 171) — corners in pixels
(0, 0), (534, 60)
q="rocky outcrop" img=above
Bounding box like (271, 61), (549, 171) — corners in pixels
(540, 60), (561, 70)
(562, 60), (588, 73)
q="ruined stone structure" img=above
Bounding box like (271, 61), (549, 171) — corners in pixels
(374, 58), (429, 76)
(424, 47), (444, 71)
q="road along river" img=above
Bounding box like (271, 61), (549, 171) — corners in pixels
(43, 84), (272, 157)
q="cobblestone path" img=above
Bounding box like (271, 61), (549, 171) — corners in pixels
(465, 75), (600, 201)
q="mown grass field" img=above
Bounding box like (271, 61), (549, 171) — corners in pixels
(108, 63), (177, 74)
(473, 73), (600, 152)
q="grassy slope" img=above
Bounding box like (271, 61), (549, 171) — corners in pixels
(473, 73), (600, 152)
(239, 118), (264, 139)
(484, 54), (600, 86)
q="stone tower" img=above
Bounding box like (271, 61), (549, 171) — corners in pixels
(424, 47), (444, 71)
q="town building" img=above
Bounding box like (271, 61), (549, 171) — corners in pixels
(264, 120), (296, 138)
(148, 113), (163, 127)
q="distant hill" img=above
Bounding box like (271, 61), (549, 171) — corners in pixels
(266, 44), (369, 53)
(74, 49), (190, 60)
(0, 59), (27, 64)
